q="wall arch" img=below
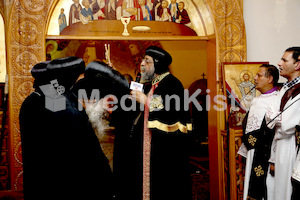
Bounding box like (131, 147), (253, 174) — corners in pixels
(7, 0), (246, 198)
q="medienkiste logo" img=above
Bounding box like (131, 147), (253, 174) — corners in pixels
(39, 79), (66, 112)
(38, 81), (245, 113)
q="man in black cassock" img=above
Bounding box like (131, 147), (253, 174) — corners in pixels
(127, 46), (193, 200)
(19, 57), (114, 200)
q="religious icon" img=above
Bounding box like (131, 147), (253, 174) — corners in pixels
(175, 1), (191, 27)
(121, 16), (130, 36)
(58, 8), (67, 33)
(222, 62), (268, 126)
(69, 0), (82, 25)
(155, 0), (172, 21)
(231, 70), (256, 110)
(47, 0), (203, 38)
(169, 0), (178, 22)
(80, 0), (94, 24)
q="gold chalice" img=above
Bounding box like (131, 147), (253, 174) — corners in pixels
(121, 16), (130, 36)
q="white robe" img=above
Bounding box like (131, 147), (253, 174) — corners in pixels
(266, 80), (300, 200)
(116, 0), (137, 19)
(238, 89), (278, 200)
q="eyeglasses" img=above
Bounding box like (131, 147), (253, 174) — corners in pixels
(142, 58), (153, 64)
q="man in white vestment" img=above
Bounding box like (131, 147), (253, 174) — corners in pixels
(266, 47), (300, 200)
(238, 64), (279, 200)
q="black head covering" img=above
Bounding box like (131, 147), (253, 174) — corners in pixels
(145, 46), (172, 75)
(46, 56), (85, 91)
(31, 60), (51, 89)
(73, 61), (130, 99)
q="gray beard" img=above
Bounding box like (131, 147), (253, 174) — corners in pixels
(141, 71), (155, 83)
(85, 100), (110, 142)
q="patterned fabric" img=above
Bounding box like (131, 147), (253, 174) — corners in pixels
(280, 81), (300, 111)
(283, 75), (300, 89)
(244, 118), (275, 199)
(141, 72), (192, 200)
(151, 72), (170, 85)
(246, 115), (260, 133)
(142, 83), (158, 200)
(149, 95), (164, 112)
(142, 73), (168, 200)
(238, 90), (279, 200)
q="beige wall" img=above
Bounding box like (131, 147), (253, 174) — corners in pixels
(244, 0), (300, 82)
(160, 40), (207, 89)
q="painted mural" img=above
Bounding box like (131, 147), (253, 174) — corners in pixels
(45, 39), (162, 78)
(47, 0), (213, 36)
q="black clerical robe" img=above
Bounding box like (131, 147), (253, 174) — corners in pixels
(20, 90), (114, 200)
(115, 73), (192, 200)
(147, 73), (192, 200)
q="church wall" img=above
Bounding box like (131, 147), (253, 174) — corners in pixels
(244, 0), (300, 82)
(160, 40), (207, 89)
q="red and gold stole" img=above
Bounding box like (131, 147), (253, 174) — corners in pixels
(142, 72), (169, 200)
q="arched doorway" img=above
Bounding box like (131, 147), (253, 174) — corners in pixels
(6, 0), (246, 199)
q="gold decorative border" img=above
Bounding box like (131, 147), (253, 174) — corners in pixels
(148, 120), (192, 133)
(19, 0), (50, 15)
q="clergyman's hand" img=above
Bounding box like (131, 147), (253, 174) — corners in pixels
(130, 90), (147, 105)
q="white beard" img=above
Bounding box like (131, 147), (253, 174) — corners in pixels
(85, 99), (110, 142)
